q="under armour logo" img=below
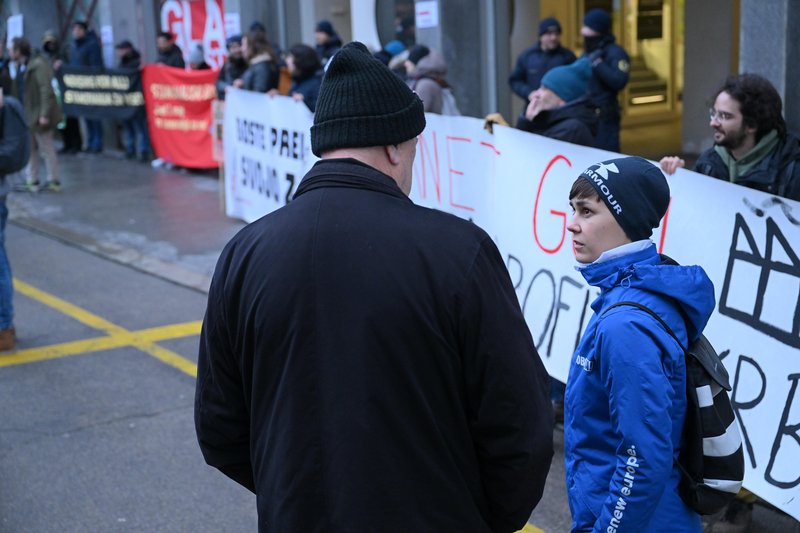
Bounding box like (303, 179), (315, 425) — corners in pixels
(593, 162), (619, 179)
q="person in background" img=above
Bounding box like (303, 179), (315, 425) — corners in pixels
(405, 45), (452, 115)
(0, 86), (29, 351)
(188, 45), (210, 70)
(10, 37), (62, 192)
(281, 44), (323, 112)
(565, 156), (712, 533)
(115, 40), (150, 162)
(508, 17), (576, 118)
(580, 8), (630, 152)
(236, 30), (279, 93)
(70, 21), (103, 153)
(314, 19), (342, 65)
(195, 41), (553, 532)
(660, 73), (800, 202)
(156, 31), (185, 68)
(216, 35), (247, 100)
(373, 39), (405, 66)
(41, 30), (79, 155)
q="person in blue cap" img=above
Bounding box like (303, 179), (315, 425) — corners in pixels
(565, 156), (712, 533)
(509, 16), (576, 117)
(581, 8), (630, 152)
(314, 19), (342, 65)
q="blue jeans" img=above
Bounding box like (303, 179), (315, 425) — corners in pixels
(0, 199), (13, 329)
(86, 119), (103, 151)
(123, 112), (150, 156)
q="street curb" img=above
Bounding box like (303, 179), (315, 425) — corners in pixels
(9, 212), (212, 295)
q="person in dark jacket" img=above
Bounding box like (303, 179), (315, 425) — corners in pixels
(565, 156), (714, 533)
(660, 73), (800, 202)
(71, 21), (104, 153)
(195, 41), (554, 533)
(508, 17), (576, 117)
(515, 57), (597, 147)
(580, 8), (630, 152)
(215, 35), (247, 100)
(43, 30), (81, 154)
(284, 43), (322, 112)
(236, 29), (278, 93)
(156, 31), (185, 68)
(314, 19), (342, 65)
(115, 40), (150, 161)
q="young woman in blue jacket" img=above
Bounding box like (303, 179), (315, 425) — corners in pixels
(564, 156), (715, 532)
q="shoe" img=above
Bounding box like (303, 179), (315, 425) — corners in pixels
(0, 327), (15, 351)
(710, 499), (753, 533)
(44, 181), (62, 192)
(151, 158), (165, 168)
(139, 151), (152, 163)
(18, 181), (41, 193)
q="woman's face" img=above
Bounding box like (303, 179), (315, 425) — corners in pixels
(241, 36), (249, 58)
(286, 54), (296, 74)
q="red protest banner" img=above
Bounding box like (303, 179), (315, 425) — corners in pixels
(143, 64), (218, 169)
(161, 0), (226, 69)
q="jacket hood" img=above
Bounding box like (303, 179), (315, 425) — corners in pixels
(539, 96), (598, 134)
(581, 244), (715, 341)
(411, 50), (447, 80)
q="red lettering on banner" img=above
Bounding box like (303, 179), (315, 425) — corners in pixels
(533, 155), (571, 254)
(479, 141), (501, 156)
(658, 197), (672, 253)
(446, 136), (475, 212)
(161, 0), (226, 69)
(416, 131), (441, 202)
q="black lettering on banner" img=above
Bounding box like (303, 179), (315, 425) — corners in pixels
(285, 173), (295, 204)
(240, 156), (281, 201)
(270, 127), (305, 160)
(719, 214), (800, 348)
(236, 119), (266, 149)
(731, 355), (767, 469)
(764, 373), (800, 489)
(506, 254), (524, 290)
(546, 276), (583, 357)
(523, 268), (556, 349)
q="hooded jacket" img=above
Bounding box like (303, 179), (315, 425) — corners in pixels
(70, 29), (102, 67)
(515, 96), (598, 148)
(21, 52), (62, 132)
(565, 244), (714, 533)
(694, 132), (800, 201)
(196, 158), (554, 533)
(157, 43), (185, 69)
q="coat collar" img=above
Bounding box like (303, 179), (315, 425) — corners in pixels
(294, 158), (412, 203)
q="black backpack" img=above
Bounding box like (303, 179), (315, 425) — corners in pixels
(0, 95), (31, 175)
(605, 300), (745, 515)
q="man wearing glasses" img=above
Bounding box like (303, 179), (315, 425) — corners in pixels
(660, 73), (800, 201)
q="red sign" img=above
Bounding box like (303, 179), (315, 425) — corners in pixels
(161, 0), (226, 69)
(143, 64), (218, 169)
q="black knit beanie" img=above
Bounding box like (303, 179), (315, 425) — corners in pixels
(311, 41), (426, 157)
(578, 156), (671, 242)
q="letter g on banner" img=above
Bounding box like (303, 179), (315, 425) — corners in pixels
(533, 155), (571, 254)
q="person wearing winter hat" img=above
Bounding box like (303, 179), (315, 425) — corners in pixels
(509, 16), (576, 117)
(565, 156), (713, 533)
(196, 41), (553, 533)
(512, 57), (598, 146)
(580, 8), (630, 152)
(314, 19), (342, 65)
(215, 34), (247, 100)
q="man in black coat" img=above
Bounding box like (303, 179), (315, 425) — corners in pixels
(195, 41), (553, 533)
(156, 31), (185, 68)
(509, 17), (576, 117)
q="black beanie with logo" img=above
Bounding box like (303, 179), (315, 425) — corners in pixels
(311, 41), (426, 157)
(578, 156), (671, 242)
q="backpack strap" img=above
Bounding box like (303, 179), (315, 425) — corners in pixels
(604, 301), (687, 352)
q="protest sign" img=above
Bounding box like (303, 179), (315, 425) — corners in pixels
(161, 0), (226, 68)
(220, 96), (800, 519)
(142, 65), (217, 168)
(57, 65), (144, 120)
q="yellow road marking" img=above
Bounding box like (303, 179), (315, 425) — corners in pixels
(517, 524), (545, 533)
(4, 279), (200, 377)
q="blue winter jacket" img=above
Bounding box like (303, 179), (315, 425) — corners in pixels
(565, 244), (714, 533)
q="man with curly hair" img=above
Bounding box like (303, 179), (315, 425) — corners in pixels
(660, 73), (800, 201)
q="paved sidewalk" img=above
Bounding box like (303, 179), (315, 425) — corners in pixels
(8, 151), (245, 293)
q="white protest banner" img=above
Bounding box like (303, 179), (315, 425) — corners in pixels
(223, 89), (315, 222)
(221, 106), (800, 519)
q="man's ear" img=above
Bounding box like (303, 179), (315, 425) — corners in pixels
(385, 144), (401, 166)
